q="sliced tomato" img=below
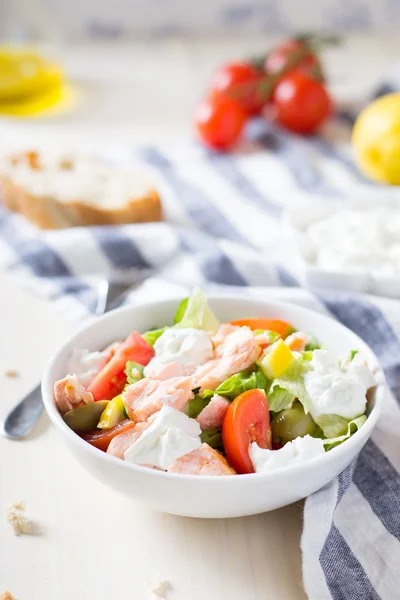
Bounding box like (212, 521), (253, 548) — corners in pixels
(81, 419), (136, 452)
(87, 331), (154, 401)
(229, 318), (294, 337)
(222, 389), (271, 474)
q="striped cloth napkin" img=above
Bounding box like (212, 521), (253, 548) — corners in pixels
(1, 111), (399, 599)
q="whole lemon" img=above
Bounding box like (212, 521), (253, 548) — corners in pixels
(352, 93), (400, 185)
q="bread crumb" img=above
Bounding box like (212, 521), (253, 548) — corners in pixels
(59, 158), (73, 170)
(25, 151), (41, 169)
(6, 502), (33, 536)
(1, 591), (17, 600)
(150, 576), (173, 598)
(4, 369), (18, 378)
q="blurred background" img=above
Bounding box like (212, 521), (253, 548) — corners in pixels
(1, 0), (400, 153)
(3, 0), (400, 39)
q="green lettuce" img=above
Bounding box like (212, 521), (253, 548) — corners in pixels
(184, 395), (210, 419)
(315, 414), (349, 437)
(202, 366), (268, 401)
(173, 298), (188, 324)
(305, 334), (321, 351)
(322, 416), (367, 450)
(125, 361), (144, 385)
(142, 327), (167, 347)
(268, 356), (312, 414)
(253, 329), (280, 344)
(200, 427), (223, 450)
(268, 386), (296, 412)
(173, 287), (220, 331)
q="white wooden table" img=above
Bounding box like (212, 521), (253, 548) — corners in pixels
(1, 34), (399, 600)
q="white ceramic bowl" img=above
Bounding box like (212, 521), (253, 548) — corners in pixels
(42, 295), (385, 519)
(283, 197), (400, 298)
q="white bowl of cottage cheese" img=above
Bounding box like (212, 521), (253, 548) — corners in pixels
(284, 196), (400, 297)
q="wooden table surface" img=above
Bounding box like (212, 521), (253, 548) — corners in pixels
(1, 33), (399, 600)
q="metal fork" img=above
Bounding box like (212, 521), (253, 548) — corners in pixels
(1, 277), (147, 440)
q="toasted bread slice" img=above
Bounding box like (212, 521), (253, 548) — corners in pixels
(0, 151), (162, 229)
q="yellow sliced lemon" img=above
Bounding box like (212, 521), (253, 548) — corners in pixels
(0, 47), (66, 116)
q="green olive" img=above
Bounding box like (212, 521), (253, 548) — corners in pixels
(63, 401), (109, 433)
(271, 403), (317, 445)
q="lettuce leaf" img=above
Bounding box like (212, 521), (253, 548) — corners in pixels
(200, 427), (223, 450)
(142, 327), (167, 347)
(253, 329), (280, 344)
(184, 395), (210, 419)
(268, 386), (296, 412)
(125, 361), (144, 385)
(173, 287), (220, 331)
(315, 413), (350, 438)
(322, 415), (367, 450)
(202, 366), (268, 401)
(305, 334), (321, 351)
(269, 356), (312, 414)
(173, 298), (188, 324)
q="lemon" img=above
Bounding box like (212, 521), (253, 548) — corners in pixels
(0, 47), (65, 116)
(352, 93), (400, 185)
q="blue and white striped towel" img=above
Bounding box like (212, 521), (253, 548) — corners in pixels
(1, 109), (399, 598)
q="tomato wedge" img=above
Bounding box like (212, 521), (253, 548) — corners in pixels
(230, 318), (294, 337)
(81, 419), (136, 452)
(87, 331), (154, 401)
(222, 389), (271, 474)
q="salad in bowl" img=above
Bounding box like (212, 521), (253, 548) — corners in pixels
(53, 289), (377, 478)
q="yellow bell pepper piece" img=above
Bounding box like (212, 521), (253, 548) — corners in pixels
(260, 339), (294, 379)
(98, 395), (125, 430)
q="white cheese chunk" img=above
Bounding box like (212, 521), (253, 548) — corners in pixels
(124, 406), (201, 470)
(144, 328), (213, 377)
(303, 350), (375, 421)
(250, 435), (325, 473)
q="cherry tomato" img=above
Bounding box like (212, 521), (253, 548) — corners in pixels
(272, 71), (332, 134)
(194, 95), (247, 151)
(229, 318), (294, 337)
(222, 389), (271, 474)
(81, 419), (136, 452)
(265, 39), (321, 77)
(87, 332), (154, 401)
(209, 61), (264, 116)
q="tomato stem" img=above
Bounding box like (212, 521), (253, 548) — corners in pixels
(229, 46), (322, 105)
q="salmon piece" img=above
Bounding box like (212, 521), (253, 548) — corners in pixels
(211, 324), (240, 350)
(144, 361), (197, 381)
(196, 326), (259, 391)
(285, 331), (307, 352)
(191, 359), (220, 388)
(196, 395), (230, 430)
(54, 374), (94, 415)
(107, 418), (154, 459)
(168, 443), (235, 475)
(122, 377), (194, 422)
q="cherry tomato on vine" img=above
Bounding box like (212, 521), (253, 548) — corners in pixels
(272, 71), (332, 134)
(194, 95), (247, 151)
(265, 39), (321, 78)
(209, 61), (264, 116)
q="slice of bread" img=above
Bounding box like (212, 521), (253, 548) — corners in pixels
(0, 151), (162, 229)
